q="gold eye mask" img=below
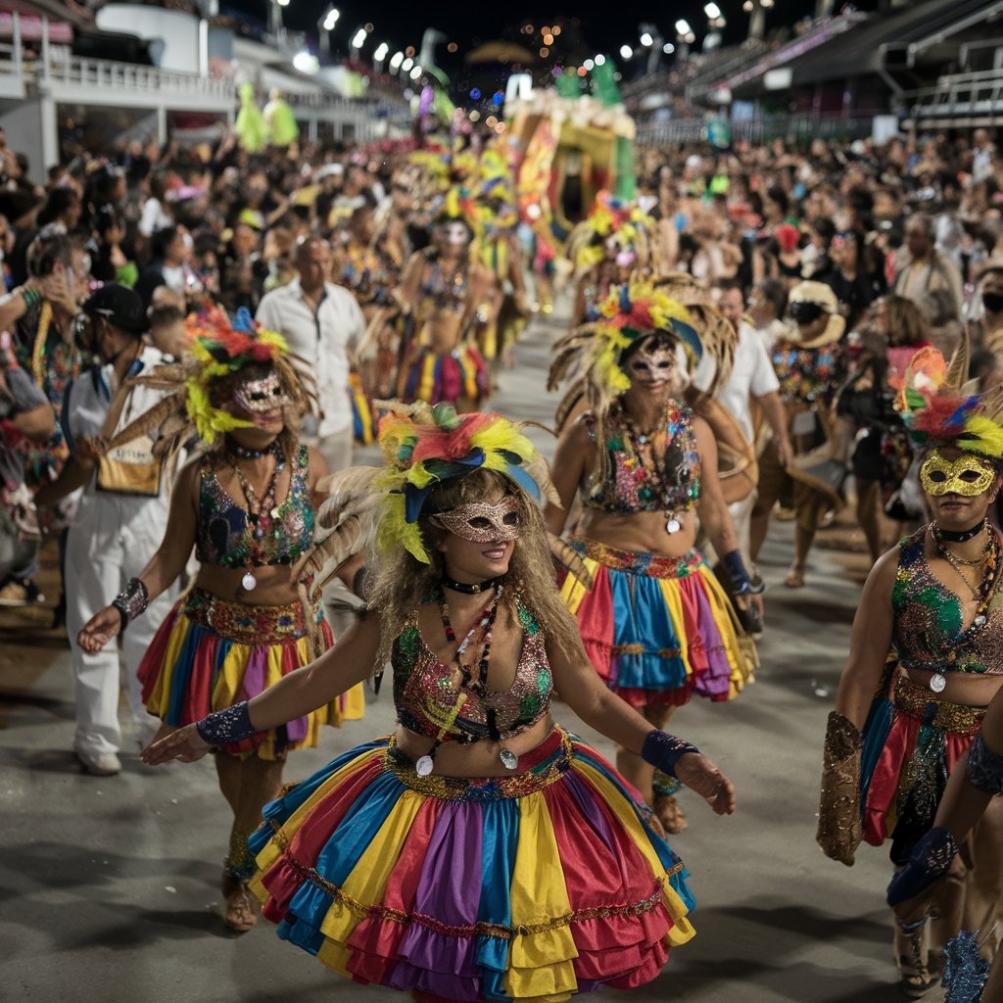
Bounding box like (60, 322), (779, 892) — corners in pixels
(919, 451), (995, 498)
(429, 497), (520, 543)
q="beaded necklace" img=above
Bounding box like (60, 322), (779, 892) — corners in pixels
(230, 445), (286, 592)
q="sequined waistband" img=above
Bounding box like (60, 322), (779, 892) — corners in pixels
(182, 587), (323, 644)
(572, 538), (703, 579)
(384, 727), (573, 801)
(892, 675), (987, 736)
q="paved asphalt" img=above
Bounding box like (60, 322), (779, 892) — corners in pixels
(1, 304), (933, 1002)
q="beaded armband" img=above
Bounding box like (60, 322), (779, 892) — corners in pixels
(967, 733), (1003, 796)
(112, 577), (149, 629)
(641, 729), (698, 778)
(886, 827), (960, 907)
(195, 701), (256, 747)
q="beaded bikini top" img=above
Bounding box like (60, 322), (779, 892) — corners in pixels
(392, 601), (553, 743)
(892, 527), (1003, 677)
(195, 444), (314, 569)
(581, 401), (701, 515)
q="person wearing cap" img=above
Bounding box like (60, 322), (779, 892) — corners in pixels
(750, 280), (847, 589)
(35, 284), (179, 775)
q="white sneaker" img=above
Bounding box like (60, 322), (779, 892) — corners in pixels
(76, 750), (122, 776)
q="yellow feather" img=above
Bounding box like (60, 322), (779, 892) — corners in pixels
(964, 416), (1003, 458)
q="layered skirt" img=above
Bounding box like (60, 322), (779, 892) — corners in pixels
(398, 343), (489, 407)
(861, 673), (986, 864)
(248, 726), (695, 1001)
(560, 539), (757, 708)
(139, 587), (365, 760)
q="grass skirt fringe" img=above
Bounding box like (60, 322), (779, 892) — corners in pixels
(560, 539), (757, 708)
(138, 587), (365, 760)
(248, 727), (695, 1001)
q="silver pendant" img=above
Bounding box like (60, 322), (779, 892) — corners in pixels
(666, 517), (681, 535)
(929, 672), (947, 694)
(499, 748), (518, 771)
(415, 754), (434, 777)
(270, 506), (282, 519)
(241, 572), (257, 592)
(975, 614), (987, 628)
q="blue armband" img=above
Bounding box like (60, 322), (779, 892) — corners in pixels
(641, 729), (699, 778)
(195, 701), (256, 747)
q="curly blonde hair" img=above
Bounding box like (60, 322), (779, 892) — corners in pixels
(368, 468), (588, 670)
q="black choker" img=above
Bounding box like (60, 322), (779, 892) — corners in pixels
(441, 575), (502, 595)
(933, 518), (988, 543)
(227, 439), (278, 461)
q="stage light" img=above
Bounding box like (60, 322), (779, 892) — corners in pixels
(293, 50), (318, 73)
(539, 47), (549, 57)
(389, 51), (404, 70)
(594, 53), (606, 65)
(322, 8), (340, 31)
(640, 32), (653, 46)
(583, 58), (594, 70)
(619, 44), (632, 60)
(675, 19), (691, 35)
(276, 0), (290, 7)
(663, 42), (675, 54)
(351, 28), (367, 48)
(470, 87), (481, 99)
(409, 64), (422, 80)
(552, 25), (561, 35)
(543, 33), (554, 45)
(704, 2), (722, 18)
(447, 42), (458, 53)
(401, 56), (413, 71)
(373, 42), (389, 61)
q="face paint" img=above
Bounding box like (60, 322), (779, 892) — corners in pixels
(919, 450), (995, 498)
(442, 222), (470, 246)
(233, 371), (288, 415)
(430, 497), (520, 543)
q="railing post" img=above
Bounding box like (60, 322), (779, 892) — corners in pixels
(12, 11), (22, 81)
(40, 16), (50, 81)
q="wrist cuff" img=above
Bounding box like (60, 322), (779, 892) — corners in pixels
(968, 733), (1003, 795)
(111, 577), (149, 630)
(641, 729), (699, 778)
(195, 701), (256, 747)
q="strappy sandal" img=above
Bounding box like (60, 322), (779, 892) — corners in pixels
(784, 567), (806, 589)
(223, 881), (258, 933)
(897, 918), (938, 999)
(653, 793), (688, 834)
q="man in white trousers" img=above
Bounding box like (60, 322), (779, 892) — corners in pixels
(37, 285), (179, 775)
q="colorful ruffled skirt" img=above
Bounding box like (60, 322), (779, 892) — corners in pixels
(248, 726), (695, 1001)
(861, 673), (985, 865)
(398, 343), (489, 407)
(560, 539), (757, 707)
(139, 587), (365, 760)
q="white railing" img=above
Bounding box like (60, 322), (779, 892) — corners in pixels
(902, 69), (1003, 121)
(44, 53), (234, 100)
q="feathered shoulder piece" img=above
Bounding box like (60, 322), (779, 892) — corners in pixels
(373, 402), (558, 564)
(549, 280), (699, 432)
(102, 304), (310, 457)
(895, 333), (1003, 458)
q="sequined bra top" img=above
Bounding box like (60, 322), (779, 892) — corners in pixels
(892, 527), (1003, 677)
(581, 401), (701, 514)
(195, 445), (314, 569)
(392, 602), (553, 743)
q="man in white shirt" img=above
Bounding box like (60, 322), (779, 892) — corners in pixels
(255, 236), (365, 471)
(712, 283), (793, 559)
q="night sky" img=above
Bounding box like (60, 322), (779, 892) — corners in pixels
(230, 0), (872, 67)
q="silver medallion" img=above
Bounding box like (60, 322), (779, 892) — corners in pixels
(929, 672), (947, 694)
(666, 517), (681, 535)
(499, 748), (519, 771)
(270, 506), (282, 519)
(975, 614), (987, 628)
(415, 754), (435, 777)
(241, 572), (257, 592)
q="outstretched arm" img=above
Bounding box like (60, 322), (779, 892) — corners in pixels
(142, 613), (381, 764)
(548, 634), (736, 816)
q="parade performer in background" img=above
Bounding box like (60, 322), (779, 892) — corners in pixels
(141, 401), (737, 1001)
(546, 280), (758, 833)
(567, 191), (654, 326)
(818, 337), (1003, 997)
(395, 191), (495, 408)
(76, 306), (365, 932)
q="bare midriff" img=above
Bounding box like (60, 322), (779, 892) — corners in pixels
(578, 507), (698, 559)
(902, 666), (1003, 708)
(193, 564), (300, 607)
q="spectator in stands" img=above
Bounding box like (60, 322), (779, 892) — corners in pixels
(826, 229), (886, 330)
(748, 278), (789, 352)
(135, 225), (192, 309)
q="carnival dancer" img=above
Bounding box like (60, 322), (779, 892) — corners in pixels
(546, 280), (758, 833)
(141, 401), (737, 1001)
(34, 286), (179, 776)
(76, 306), (365, 932)
(394, 192), (496, 409)
(568, 190), (654, 326)
(750, 280), (847, 589)
(817, 337), (1003, 997)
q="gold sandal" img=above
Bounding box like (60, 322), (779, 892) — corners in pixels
(897, 918), (937, 999)
(653, 792), (688, 834)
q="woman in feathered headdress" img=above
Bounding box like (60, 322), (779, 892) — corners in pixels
(141, 400), (738, 1001)
(76, 305), (365, 933)
(392, 186), (497, 409)
(818, 335), (1003, 997)
(568, 189), (655, 326)
(547, 279), (758, 834)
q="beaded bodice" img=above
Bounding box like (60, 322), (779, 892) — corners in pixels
(582, 401), (701, 514)
(195, 444), (314, 569)
(418, 250), (468, 315)
(892, 527), (1003, 677)
(392, 602), (553, 743)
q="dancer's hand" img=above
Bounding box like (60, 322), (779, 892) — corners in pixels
(676, 752), (736, 816)
(142, 722), (210, 765)
(77, 605), (122, 653)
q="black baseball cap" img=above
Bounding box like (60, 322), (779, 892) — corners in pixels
(83, 283), (148, 336)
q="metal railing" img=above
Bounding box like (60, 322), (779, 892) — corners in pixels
(43, 52), (233, 100)
(901, 69), (1003, 122)
(637, 113), (876, 146)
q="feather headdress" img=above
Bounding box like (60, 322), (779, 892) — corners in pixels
(566, 190), (654, 277)
(895, 333), (1003, 458)
(102, 305), (312, 459)
(549, 279), (700, 435)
